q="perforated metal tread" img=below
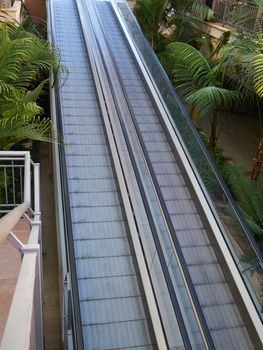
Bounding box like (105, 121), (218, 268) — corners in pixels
(51, 0), (157, 348)
(95, 1), (255, 349)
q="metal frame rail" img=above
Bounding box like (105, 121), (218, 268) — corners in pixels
(0, 152), (43, 350)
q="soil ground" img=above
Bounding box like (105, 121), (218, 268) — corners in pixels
(202, 111), (262, 172)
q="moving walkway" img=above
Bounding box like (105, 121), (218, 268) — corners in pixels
(48, 0), (263, 348)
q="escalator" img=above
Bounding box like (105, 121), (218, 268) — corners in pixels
(49, 0), (159, 348)
(48, 0), (263, 349)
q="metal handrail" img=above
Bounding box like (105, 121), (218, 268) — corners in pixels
(0, 151), (43, 350)
(0, 152), (31, 244)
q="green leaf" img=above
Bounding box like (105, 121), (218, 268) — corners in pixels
(0, 21), (64, 150)
(187, 86), (242, 117)
(252, 53), (263, 96)
(166, 42), (212, 98)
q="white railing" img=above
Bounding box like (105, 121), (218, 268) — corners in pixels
(0, 151), (43, 350)
(212, 0), (263, 33)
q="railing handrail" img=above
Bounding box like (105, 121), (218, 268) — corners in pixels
(0, 201), (30, 244)
(0, 151), (42, 350)
(0, 248), (39, 350)
(0, 151), (31, 244)
(218, 0), (262, 33)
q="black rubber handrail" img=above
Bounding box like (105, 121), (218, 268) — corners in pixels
(113, 1), (263, 266)
(88, 1), (215, 349)
(48, 1), (84, 349)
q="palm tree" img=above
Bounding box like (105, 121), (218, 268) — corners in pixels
(225, 163), (263, 248)
(133, 0), (169, 49)
(0, 22), (62, 150)
(168, 0), (214, 41)
(0, 81), (52, 150)
(222, 0), (263, 178)
(166, 41), (243, 155)
(133, 0), (214, 50)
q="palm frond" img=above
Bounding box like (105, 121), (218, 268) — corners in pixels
(187, 86), (242, 117)
(0, 29), (31, 84)
(0, 16), (64, 151)
(252, 53), (263, 96)
(0, 23), (64, 90)
(21, 16), (47, 39)
(251, 0), (263, 11)
(0, 81), (46, 116)
(133, 0), (168, 48)
(166, 42), (212, 97)
(0, 116), (51, 150)
(225, 163), (263, 235)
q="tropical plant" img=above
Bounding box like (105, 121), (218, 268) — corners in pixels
(133, 0), (169, 49)
(251, 137), (263, 180)
(168, 0), (214, 42)
(224, 163), (263, 247)
(0, 22), (62, 150)
(251, 37), (263, 97)
(220, 0), (263, 177)
(166, 41), (244, 155)
(21, 15), (47, 39)
(133, 0), (214, 51)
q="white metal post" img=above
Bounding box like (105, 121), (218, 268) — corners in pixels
(24, 152), (31, 204)
(34, 246), (44, 350)
(33, 163), (40, 217)
(0, 151), (44, 349)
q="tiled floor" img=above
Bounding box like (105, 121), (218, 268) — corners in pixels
(0, 220), (30, 340)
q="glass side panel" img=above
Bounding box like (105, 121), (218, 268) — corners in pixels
(113, 0), (263, 320)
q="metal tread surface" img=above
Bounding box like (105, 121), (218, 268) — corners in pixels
(51, 0), (157, 348)
(95, 1), (256, 349)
